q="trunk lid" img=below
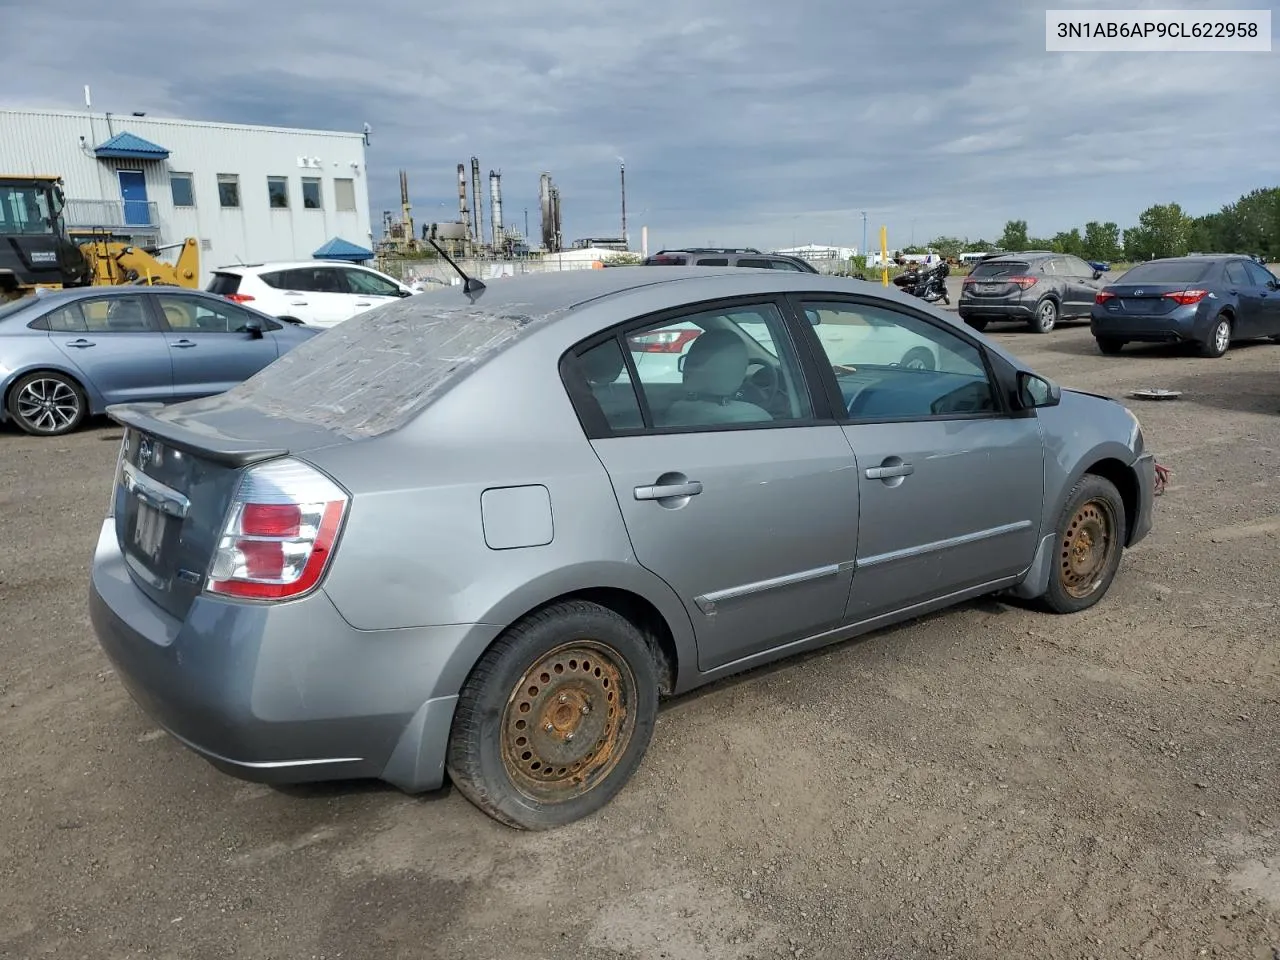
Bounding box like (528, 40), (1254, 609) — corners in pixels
(964, 260), (1032, 300)
(1097, 283), (1188, 315)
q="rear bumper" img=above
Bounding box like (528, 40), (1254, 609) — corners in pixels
(1129, 451), (1156, 547)
(958, 301), (1033, 320)
(1090, 308), (1202, 343)
(88, 520), (500, 793)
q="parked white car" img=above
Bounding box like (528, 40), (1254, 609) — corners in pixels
(207, 261), (415, 328)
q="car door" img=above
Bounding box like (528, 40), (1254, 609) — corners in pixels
(277, 266), (351, 327)
(1221, 260), (1264, 337)
(151, 294), (283, 399)
(43, 295), (173, 404)
(1066, 256), (1103, 316)
(339, 266), (409, 319)
(568, 298), (860, 672)
(790, 295), (1044, 624)
(1241, 260), (1280, 336)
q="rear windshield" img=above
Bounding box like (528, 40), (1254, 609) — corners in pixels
(969, 260), (1029, 279)
(206, 272), (241, 295)
(1117, 260), (1211, 284)
(220, 294), (564, 438)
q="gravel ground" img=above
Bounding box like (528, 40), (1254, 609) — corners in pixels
(2, 316), (1279, 960)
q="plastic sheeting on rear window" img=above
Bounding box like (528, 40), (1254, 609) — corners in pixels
(222, 294), (566, 438)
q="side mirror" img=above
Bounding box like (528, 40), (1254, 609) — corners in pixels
(244, 319), (264, 339)
(1017, 371), (1060, 409)
(1092, 270), (1103, 280)
(397, 288), (413, 297)
(1268, 279), (1280, 291)
(677, 355), (687, 373)
(806, 310), (821, 326)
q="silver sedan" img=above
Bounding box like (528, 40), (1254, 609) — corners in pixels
(88, 267), (1155, 830)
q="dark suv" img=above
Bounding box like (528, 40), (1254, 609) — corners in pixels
(959, 251), (1105, 333)
(642, 247), (819, 273)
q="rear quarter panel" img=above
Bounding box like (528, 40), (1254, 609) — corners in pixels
(0, 326), (110, 417)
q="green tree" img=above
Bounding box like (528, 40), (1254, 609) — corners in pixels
(1082, 221), (1122, 261)
(998, 220), (1028, 251)
(968, 238), (994, 253)
(927, 236), (966, 259)
(1050, 228), (1084, 256)
(1123, 203), (1193, 261)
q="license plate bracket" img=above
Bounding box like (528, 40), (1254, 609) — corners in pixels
(130, 499), (168, 566)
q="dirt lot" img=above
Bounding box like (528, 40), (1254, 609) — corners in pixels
(2, 319), (1279, 960)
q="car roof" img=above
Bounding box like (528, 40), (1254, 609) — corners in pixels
(213, 261), (384, 273)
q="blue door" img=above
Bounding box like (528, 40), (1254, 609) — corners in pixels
(118, 171), (150, 226)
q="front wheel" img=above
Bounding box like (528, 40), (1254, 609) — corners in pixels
(1040, 474), (1127, 614)
(1096, 338), (1125, 355)
(446, 600), (660, 830)
(1030, 298), (1058, 334)
(1199, 314), (1231, 358)
(6, 371), (88, 436)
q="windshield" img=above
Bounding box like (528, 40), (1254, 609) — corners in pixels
(0, 184), (56, 236)
(969, 260), (1029, 279)
(1117, 260), (1212, 284)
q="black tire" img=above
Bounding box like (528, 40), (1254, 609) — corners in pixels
(5, 370), (88, 437)
(1029, 298), (1058, 334)
(964, 317), (990, 332)
(1199, 313), (1232, 358)
(900, 346), (936, 371)
(446, 600), (660, 830)
(1040, 474), (1127, 614)
(1096, 338), (1125, 355)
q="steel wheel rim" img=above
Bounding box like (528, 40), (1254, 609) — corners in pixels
(15, 378), (79, 433)
(500, 640), (636, 804)
(1059, 498), (1117, 599)
(1039, 302), (1055, 325)
(1214, 321), (1230, 353)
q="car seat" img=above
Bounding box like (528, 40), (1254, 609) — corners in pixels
(662, 329), (772, 426)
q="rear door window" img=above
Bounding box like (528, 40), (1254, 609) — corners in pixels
(343, 268), (403, 296)
(769, 258), (804, 271)
(1243, 260), (1277, 287)
(695, 257), (729, 266)
(1224, 261), (1250, 286)
(736, 258), (772, 269)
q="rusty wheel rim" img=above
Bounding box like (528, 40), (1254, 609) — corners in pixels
(500, 640), (636, 803)
(1059, 497), (1117, 599)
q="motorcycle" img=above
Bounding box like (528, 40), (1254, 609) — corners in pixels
(892, 261), (951, 305)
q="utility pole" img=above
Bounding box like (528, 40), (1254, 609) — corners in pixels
(861, 211), (868, 262)
(524, 208), (529, 241)
(619, 157), (628, 249)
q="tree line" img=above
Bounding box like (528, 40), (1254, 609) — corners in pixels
(905, 185), (1279, 263)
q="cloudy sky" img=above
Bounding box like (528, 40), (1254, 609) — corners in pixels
(6, 0), (1278, 252)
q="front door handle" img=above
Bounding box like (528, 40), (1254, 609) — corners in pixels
(64, 338), (95, 348)
(170, 339), (198, 348)
(634, 480), (703, 500)
(865, 462), (914, 480)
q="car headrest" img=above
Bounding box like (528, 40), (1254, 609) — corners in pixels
(580, 344), (625, 385)
(682, 329), (749, 398)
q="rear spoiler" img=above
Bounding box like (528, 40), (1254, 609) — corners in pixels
(107, 402), (288, 468)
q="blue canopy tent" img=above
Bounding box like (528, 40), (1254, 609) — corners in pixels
(313, 237), (374, 262)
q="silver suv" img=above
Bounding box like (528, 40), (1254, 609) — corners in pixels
(642, 247), (819, 272)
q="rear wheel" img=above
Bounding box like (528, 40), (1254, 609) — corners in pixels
(1040, 474), (1126, 614)
(6, 370), (87, 437)
(900, 346), (936, 370)
(1029, 298), (1058, 334)
(1199, 314), (1231, 358)
(446, 600), (660, 830)
(1096, 338), (1125, 355)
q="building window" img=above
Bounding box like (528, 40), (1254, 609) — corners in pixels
(267, 176), (289, 209)
(334, 177), (356, 212)
(217, 174), (240, 209)
(170, 173), (195, 208)
(301, 177), (322, 210)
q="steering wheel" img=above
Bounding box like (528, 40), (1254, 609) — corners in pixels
(738, 358), (780, 406)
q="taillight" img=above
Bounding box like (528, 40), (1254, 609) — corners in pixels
(207, 458), (348, 601)
(1164, 289), (1208, 305)
(224, 293), (255, 303)
(629, 328), (702, 353)
(1095, 290), (1117, 304)
(1008, 276), (1038, 289)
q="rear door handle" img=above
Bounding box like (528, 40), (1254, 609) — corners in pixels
(64, 338), (95, 348)
(865, 462), (914, 480)
(354, 301), (372, 307)
(634, 480), (703, 500)
(170, 339), (198, 348)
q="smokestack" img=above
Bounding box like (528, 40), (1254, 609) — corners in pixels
(619, 160), (627, 250)
(488, 170), (503, 246)
(539, 173), (553, 250)
(550, 186), (562, 253)
(457, 163), (470, 242)
(641, 225), (648, 258)
(470, 158), (483, 246)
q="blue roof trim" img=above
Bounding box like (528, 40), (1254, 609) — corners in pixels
(93, 131), (170, 160)
(313, 237), (374, 261)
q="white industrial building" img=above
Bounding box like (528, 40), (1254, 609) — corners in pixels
(0, 107), (374, 285)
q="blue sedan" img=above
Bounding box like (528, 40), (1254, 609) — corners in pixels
(0, 286), (318, 436)
(1091, 255), (1280, 357)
